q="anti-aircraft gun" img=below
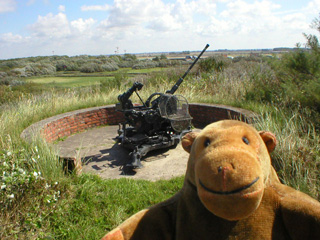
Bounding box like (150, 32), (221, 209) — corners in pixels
(116, 44), (209, 168)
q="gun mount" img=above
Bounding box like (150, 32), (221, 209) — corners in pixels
(116, 44), (209, 168)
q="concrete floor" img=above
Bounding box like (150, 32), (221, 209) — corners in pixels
(55, 125), (190, 181)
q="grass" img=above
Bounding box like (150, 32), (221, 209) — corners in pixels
(28, 76), (113, 88)
(253, 107), (320, 199)
(0, 58), (319, 239)
(27, 68), (166, 89)
(47, 175), (183, 239)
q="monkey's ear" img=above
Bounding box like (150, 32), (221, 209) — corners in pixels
(182, 132), (199, 153)
(259, 131), (277, 153)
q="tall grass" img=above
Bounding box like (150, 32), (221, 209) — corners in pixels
(254, 107), (320, 199)
(0, 87), (126, 238)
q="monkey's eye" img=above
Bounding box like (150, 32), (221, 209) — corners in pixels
(204, 138), (211, 147)
(242, 137), (250, 145)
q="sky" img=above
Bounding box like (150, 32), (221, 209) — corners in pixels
(1, 0), (320, 60)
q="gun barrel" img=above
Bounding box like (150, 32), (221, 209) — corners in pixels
(167, 44), (209, 94)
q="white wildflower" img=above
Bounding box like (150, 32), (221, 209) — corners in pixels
(45, 183), (50, 189)
(7, 194), (14, 199)
(1, 184), (6, 190)
(33, 172), (38, 177)
(47, 199), (51, 203)
(3, 162), (7, 166)
(35, 146), (38, 152)
(54, 182), (58, 185)
(7, 151), (12, 156)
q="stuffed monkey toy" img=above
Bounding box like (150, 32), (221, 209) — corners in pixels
(102, 120), (320, 240)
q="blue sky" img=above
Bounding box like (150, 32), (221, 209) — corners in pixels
(1, 0), (320, 59)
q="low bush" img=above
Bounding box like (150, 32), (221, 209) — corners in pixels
(80, 63), (102, 73)
(24, 63), (56, 76)
(132, 60), (158, 69)
(56, 60), (80, 72)
(101, 62), (119, 72)
(118, 60), (136, 68)
(198, 56), (229, 73)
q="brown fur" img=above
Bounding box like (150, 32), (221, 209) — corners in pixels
(102, 120), (320, 240)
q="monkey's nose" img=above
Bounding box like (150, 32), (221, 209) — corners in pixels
(217, 165), (232, 173)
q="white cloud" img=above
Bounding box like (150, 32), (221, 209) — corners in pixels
(200, 0), (284, 36)
(0, 32), (24, 43)
(103, 0), (155, 28)
(0, 0), (318, 59)
(58, 5), (65, 12)
(0, 0), (16, 13)
(81, 4), (111, 11)
(195, 0), (217, 15)
(29, 12), (71, 38)
(97, 0), (216, 34)
(305, 0), (320, 15)
(27, 0), (36, 5)
(147, 14), (182, 31)
(27, 0), (50, 6)
(0, 12), (99, 58)
(222, 0), (280, 17)
(283, 13), (309, 32)
(71, 18), (96, 33)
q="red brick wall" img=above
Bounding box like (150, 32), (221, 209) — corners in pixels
(41, 106), (124, 143)
(189, 103), (255, 128)
(21, 104), (255, 143)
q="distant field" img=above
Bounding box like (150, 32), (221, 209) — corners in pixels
(28, 76), (113, 88)
(27, 68), (166, 88)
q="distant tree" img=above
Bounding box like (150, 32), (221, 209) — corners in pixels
(123, 54), (137, 61)
(277, 13), (320, 112)
(303, 14), (320, 52)
(160, 54), (167, 60)
(152, 56), (160, 61)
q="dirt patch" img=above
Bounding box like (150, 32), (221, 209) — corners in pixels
(55, 125), (192, 181)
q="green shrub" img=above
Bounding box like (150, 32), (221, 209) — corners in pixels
(80, 63), (102, 73)
(119, 60), (136, 68)
(56, 60), (80, 71)
(25, 63), (56, 76)
(122, 54), (137, 61)
(0, 138), (65, 238)
(0, 82), (47, 105)
(101, 62), (119, 72)
(0, 60), (22, 71)
(244, 62), (280, 103)
(284, 49), (312, 75)
(100, 72), (128, 91)
(132, 60), (157, 69)
(281, 76), (320, 112)
(0, 71), (8, 78)
(198, 57), (227, 73)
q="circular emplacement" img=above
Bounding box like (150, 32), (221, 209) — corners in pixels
(55, 125), (190, 181)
